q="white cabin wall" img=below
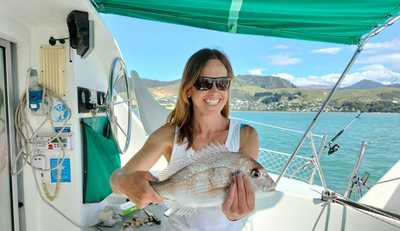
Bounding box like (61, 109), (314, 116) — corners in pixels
(1, 1), (149, 230)
(0, 12), (32, 97)
(26, 26), (80, 231)
(0, 11), (38, 231)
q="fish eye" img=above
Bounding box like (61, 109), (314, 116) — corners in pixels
(250, 168), (261, 178)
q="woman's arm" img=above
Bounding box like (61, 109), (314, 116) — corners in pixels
(223, 124), (259, 221)
(110, 125), (174, 208)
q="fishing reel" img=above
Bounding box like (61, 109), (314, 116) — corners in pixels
(327, 143), (340, 155)
(325, 112), (362, 156)
(347, 171), (370, 199)
(353, 171), (370, 189)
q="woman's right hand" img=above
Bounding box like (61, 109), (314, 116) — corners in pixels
(111, 170), (163, 208)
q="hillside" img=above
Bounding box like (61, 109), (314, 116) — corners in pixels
(345, 79), (384, 89)
(236, 75), (296, 88)
(138, 74), (400, 112)
(251, 88), (400, 112)
(143, 74), (294, 96)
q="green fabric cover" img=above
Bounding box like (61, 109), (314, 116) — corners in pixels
(82, 116), (121, 203)
(93, 0), (400, 44)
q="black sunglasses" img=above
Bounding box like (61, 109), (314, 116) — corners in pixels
(193, 76), (231, 91)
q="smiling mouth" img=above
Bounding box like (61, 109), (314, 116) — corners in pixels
(204, 99), (220, 106)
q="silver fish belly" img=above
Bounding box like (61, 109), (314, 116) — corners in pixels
(151, 145), (275, 216)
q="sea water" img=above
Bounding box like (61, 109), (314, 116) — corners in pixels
(232, 111), (400, 195)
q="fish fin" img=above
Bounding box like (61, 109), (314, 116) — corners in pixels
(164, 207), (179, 217)
(159, 158), (191, 181)
(191, 143), (230, 163)
(163, 201), (179, 217)
(175, 207), (197, 216)
(159, 143), (230, 181)
(163, 201), (197, 217)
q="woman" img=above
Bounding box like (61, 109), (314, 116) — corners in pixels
(110, 48), (259, 230)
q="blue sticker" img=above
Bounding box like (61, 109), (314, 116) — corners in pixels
(54, 126), (71, 133)
(50, 158), (71, 183)
(50, 101), (71, 122)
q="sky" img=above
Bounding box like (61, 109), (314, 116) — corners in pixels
(101, 14), (400, 87)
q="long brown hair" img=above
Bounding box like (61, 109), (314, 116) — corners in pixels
(166, 48), (234, 149)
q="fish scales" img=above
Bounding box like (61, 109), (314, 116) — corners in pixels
(150, 144), (276, 216)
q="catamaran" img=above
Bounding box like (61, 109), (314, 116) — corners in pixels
(1, 0), (399, 230)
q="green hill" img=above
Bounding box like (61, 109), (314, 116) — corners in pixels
(236, 75), (296, 88)
(137, 74), (400, 112)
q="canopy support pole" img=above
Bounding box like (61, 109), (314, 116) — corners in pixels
(275, 15), (400, 186)
(227, 0), (243, 33)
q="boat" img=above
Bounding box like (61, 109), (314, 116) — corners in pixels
(1, 0), (399, 230)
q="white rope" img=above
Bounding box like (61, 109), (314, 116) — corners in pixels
(32, 167), (98, 228)
(12, 92), (70, 175)
(374, 177), (400, 185)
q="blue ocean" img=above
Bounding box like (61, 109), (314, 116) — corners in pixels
(231, 111), (400, 195)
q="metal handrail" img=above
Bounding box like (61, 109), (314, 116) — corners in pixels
(232, 117), (325, 184)
(259, 148), (319, 183)
(259, 148), (304, 157)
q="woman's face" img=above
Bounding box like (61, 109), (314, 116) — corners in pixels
(187, 59), (229, 115)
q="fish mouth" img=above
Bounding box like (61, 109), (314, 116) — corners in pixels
(263, 181), (277, 192)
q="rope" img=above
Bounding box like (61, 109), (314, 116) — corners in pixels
(33, 167), (98, 229)
(374, 177), (400, 185)
(230, 116), (323, 138)
(12, 89), (70, 175)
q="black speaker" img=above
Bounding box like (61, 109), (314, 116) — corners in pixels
(67, 10), (93, 58)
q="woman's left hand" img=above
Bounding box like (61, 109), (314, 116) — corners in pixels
(222, 171), (255, 221)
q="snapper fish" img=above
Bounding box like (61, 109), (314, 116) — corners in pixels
(151, 144), (275, 216)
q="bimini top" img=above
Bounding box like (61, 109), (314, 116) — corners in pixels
(92, 0), (400, 45)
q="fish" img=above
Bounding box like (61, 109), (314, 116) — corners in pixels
(150, 144), (275, 216)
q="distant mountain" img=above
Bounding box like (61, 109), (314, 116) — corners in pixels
(345, 79), (384, 89)
(298, 84), (332, 89)
(138, 78), (180, 88)
(139, 74), (296, 91)
(236, 75), (296, 88)
(387, 83), (400, 88)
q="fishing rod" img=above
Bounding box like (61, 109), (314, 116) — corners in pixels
(325, 111), (362, 155)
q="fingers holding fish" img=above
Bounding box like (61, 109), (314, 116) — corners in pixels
(236, 172), (254, 215)
(143, 172), (164, 204)
(223, 174), (236, 213)
(222, 171), (255, 220)
(236, 172), (246, 214)
(143, 171), (159, 182)
(113, 171), (163, 209)
(243, 174), (255, 211)
(222, 175), (238, 220)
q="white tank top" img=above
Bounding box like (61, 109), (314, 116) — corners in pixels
(161, 119), (245, 231)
